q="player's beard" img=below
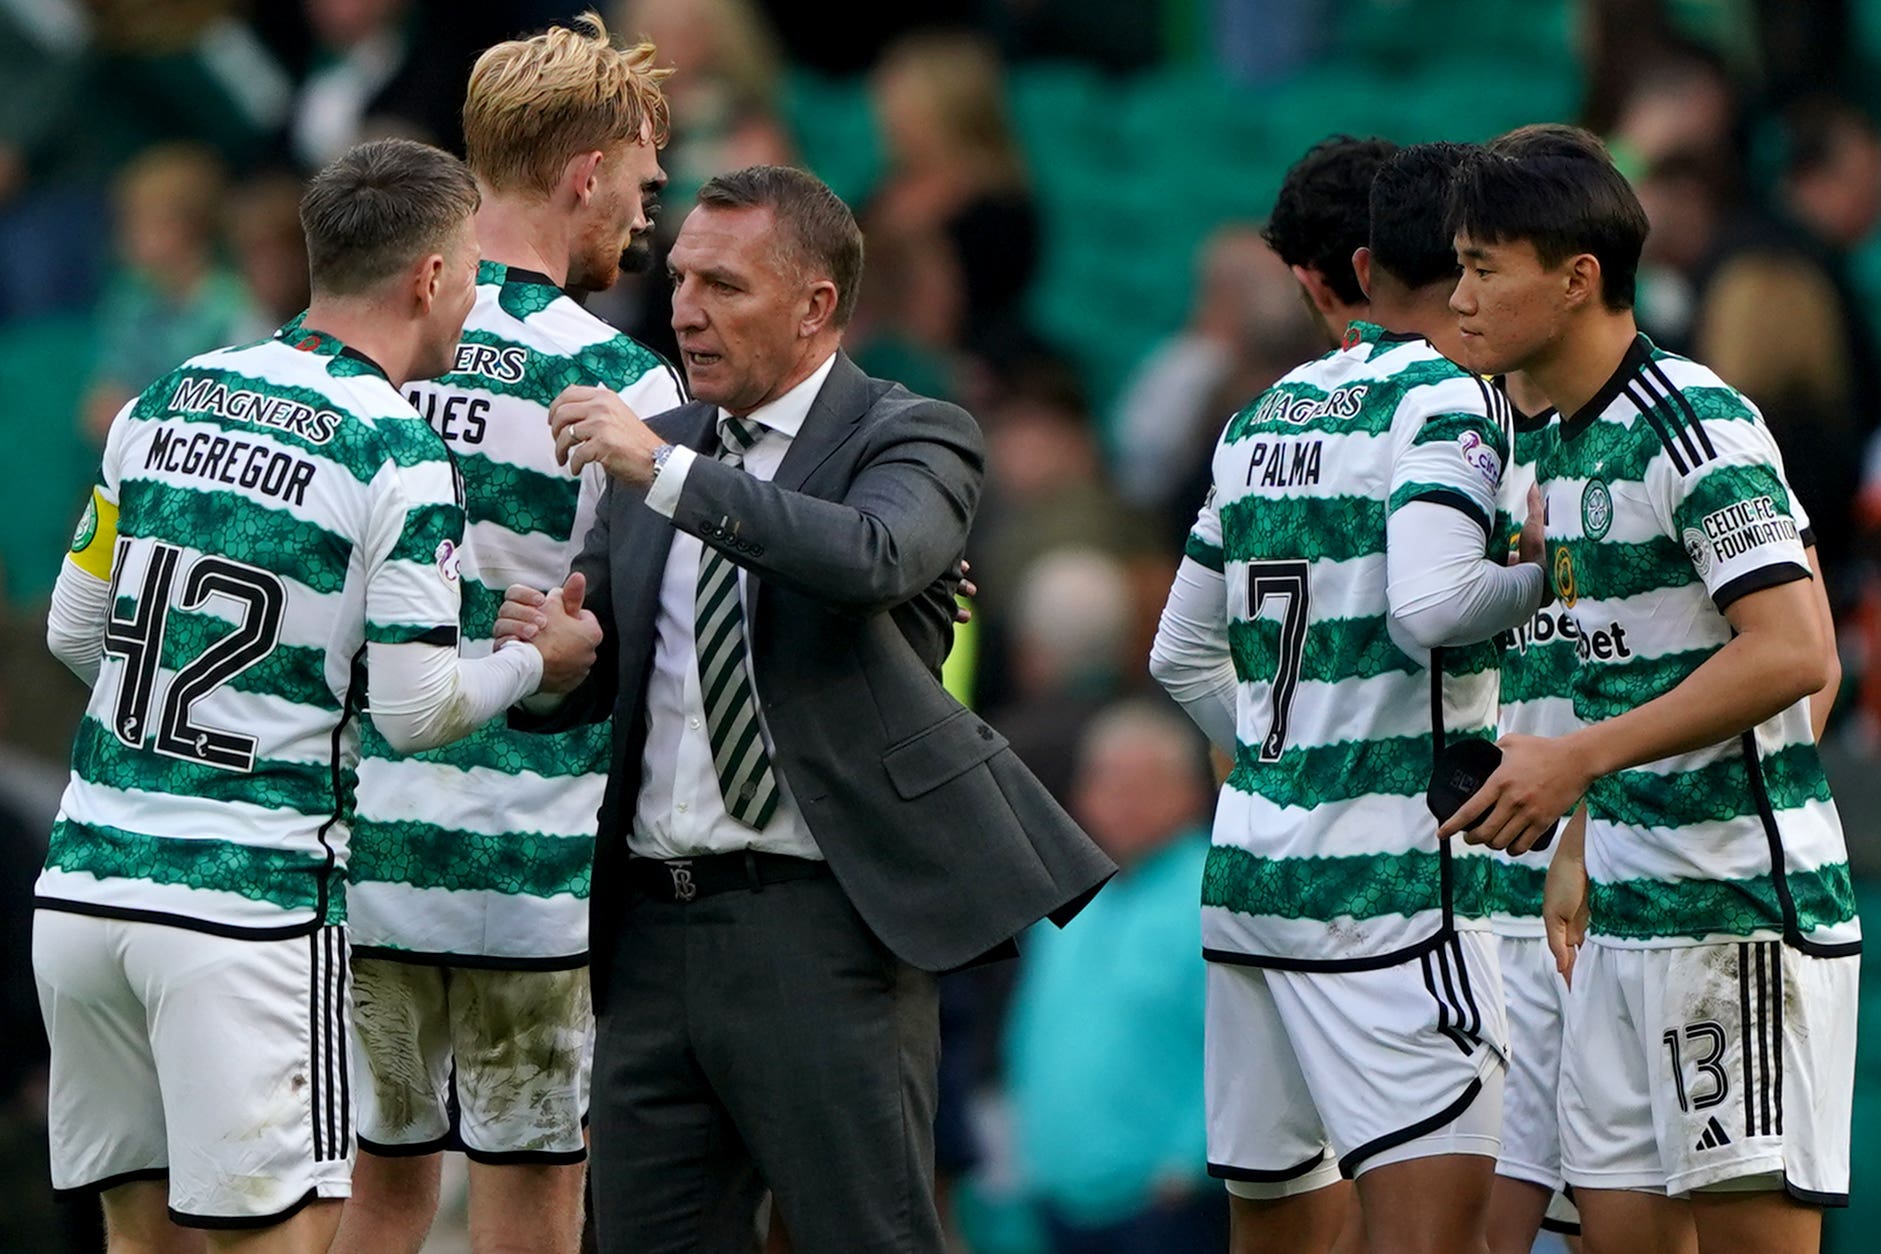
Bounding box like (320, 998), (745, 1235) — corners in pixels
(618, 229), (656, 275)
(566, 223), (657, 292)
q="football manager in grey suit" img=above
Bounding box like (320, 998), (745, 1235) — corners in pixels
(497, 165), (1114, 1254)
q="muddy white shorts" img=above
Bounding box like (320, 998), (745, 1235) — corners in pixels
(1496, 933), (1580, 1229)
(1559, 939), (1855, 1204)
(1207, 929), (1508, 1197)
(34, 910), (353, 1228)
(350, 958), (591, 1162)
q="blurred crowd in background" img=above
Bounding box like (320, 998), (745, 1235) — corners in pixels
(4, 1), (1881, 1251)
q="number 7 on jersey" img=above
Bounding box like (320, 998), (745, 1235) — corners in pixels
(1248, 560), (1310, 762)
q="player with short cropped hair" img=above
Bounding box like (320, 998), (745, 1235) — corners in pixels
(1261, 135), (1399, 345)
(35, 138), (601, 1254)
(334, 14), (685, 1254)
(1152, 141), (1547, 1254)
(1446, 125), (1856, 1254)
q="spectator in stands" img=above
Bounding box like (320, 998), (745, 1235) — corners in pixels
(1783, 95), (1881, 259)
(614, 0), (788, 201)
(289, 0), (464, 168)
(1631, 146), (1868, 594)
(971, 353), (1153, 676)
(79, 144), (248, 442)
(1110, 225), (1321, 534)
(868, 31), (1039, 359)
(1005, 699), (1220, 1254)
(228, 173), (312, 342)
(1604, 41), (1745, 177)
(603, 0), (794, 359)
(989, 548), (1135, 806)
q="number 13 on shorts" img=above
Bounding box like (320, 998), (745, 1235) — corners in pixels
(1645, 941), (1856, 1198)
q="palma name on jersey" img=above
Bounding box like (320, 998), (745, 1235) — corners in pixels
(1240, 435), (1324, 488)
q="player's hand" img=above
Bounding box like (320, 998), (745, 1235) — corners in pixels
(954, 558), (976, 625)
(533, 573), (602, 693)
(548, 385), (663, 486)
(1516, 484), (1546, 570)
(1542, 822), (1590, 988)
(1439, 732), (1591, 853)
(495, 584), (549, 645)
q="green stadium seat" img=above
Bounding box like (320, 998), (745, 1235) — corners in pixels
(0, 312), (98, 606)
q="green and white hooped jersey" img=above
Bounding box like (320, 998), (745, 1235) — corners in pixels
(40, 334), (464, 937)
(1540, 334), (1858, 955)
(1187, 322), (1513, 969)
(349, 263), (685, 966)
(1488, 399), (1579, 937)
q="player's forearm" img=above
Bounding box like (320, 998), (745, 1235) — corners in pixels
(1150, 557), (1239, 752)
(1806, 547), (1838, 741)
(1565, 627), (1823, 780)
(46, 560), (111, 686)
(368, 640), (544, 753)
(1386, 501), (1546, 648)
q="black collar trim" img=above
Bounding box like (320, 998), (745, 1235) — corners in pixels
(1560, 334), (1654, 440)
(338, 345), (391, 381)
(502, 266), (561, 289)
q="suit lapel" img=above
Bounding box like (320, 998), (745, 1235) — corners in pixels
(772, 352), (870, 494)
(617, 403), (716, 658)
(744, 354), (872, 647)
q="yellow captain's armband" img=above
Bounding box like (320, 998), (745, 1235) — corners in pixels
(67, 488), (118, 580)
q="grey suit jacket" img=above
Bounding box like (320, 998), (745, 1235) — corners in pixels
(518, 351), (1115, 1001)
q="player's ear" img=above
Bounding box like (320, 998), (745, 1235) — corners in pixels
(1352, 247), (1374, 302)
(413, 252), (445, 314)
(1290, 265), (1340, 325)
(565, 150), (605, 206)
(1562, 252), (1601, 311)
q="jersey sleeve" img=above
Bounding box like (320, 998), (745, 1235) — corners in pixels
(361, 433), (466, 648)
(66, 398), (136, 580)
(617, 349), (688, 418)
(1183, 477), (1225, 573)
(1655, 410), (1811, 611)
(1387, 378), (1511, 539)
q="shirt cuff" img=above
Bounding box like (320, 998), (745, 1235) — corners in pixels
(644, 443), (697, 519)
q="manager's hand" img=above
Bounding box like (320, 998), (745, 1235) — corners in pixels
(550, 385), (663, 487)
(527, 574), (602, 694)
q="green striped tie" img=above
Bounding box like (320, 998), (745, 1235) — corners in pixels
(695, 416), (780, 829)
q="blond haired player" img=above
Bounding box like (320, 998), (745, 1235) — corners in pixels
(332, 15), (683, 1254)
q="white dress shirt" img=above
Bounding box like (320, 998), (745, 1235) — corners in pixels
(631, 352), (837, 860)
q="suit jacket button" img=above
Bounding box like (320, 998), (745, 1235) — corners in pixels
(978, 726), (994, 740)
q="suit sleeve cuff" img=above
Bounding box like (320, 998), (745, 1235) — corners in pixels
(644, 444), (697, 519)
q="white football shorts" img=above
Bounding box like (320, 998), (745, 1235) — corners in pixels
(34, 910), (353, 1227)
(350, 958), (591, 1162)
(1207, 929), (1508, 1198)
(1559, 939), (1855, 1203)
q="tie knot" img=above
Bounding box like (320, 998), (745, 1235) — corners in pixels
(718, 416), (763, 460)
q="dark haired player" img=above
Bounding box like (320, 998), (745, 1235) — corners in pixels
(1154, 142), (1546, 1254)
(1262, 135), (1400, 344)
(1445, 125), (1854, 1254)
